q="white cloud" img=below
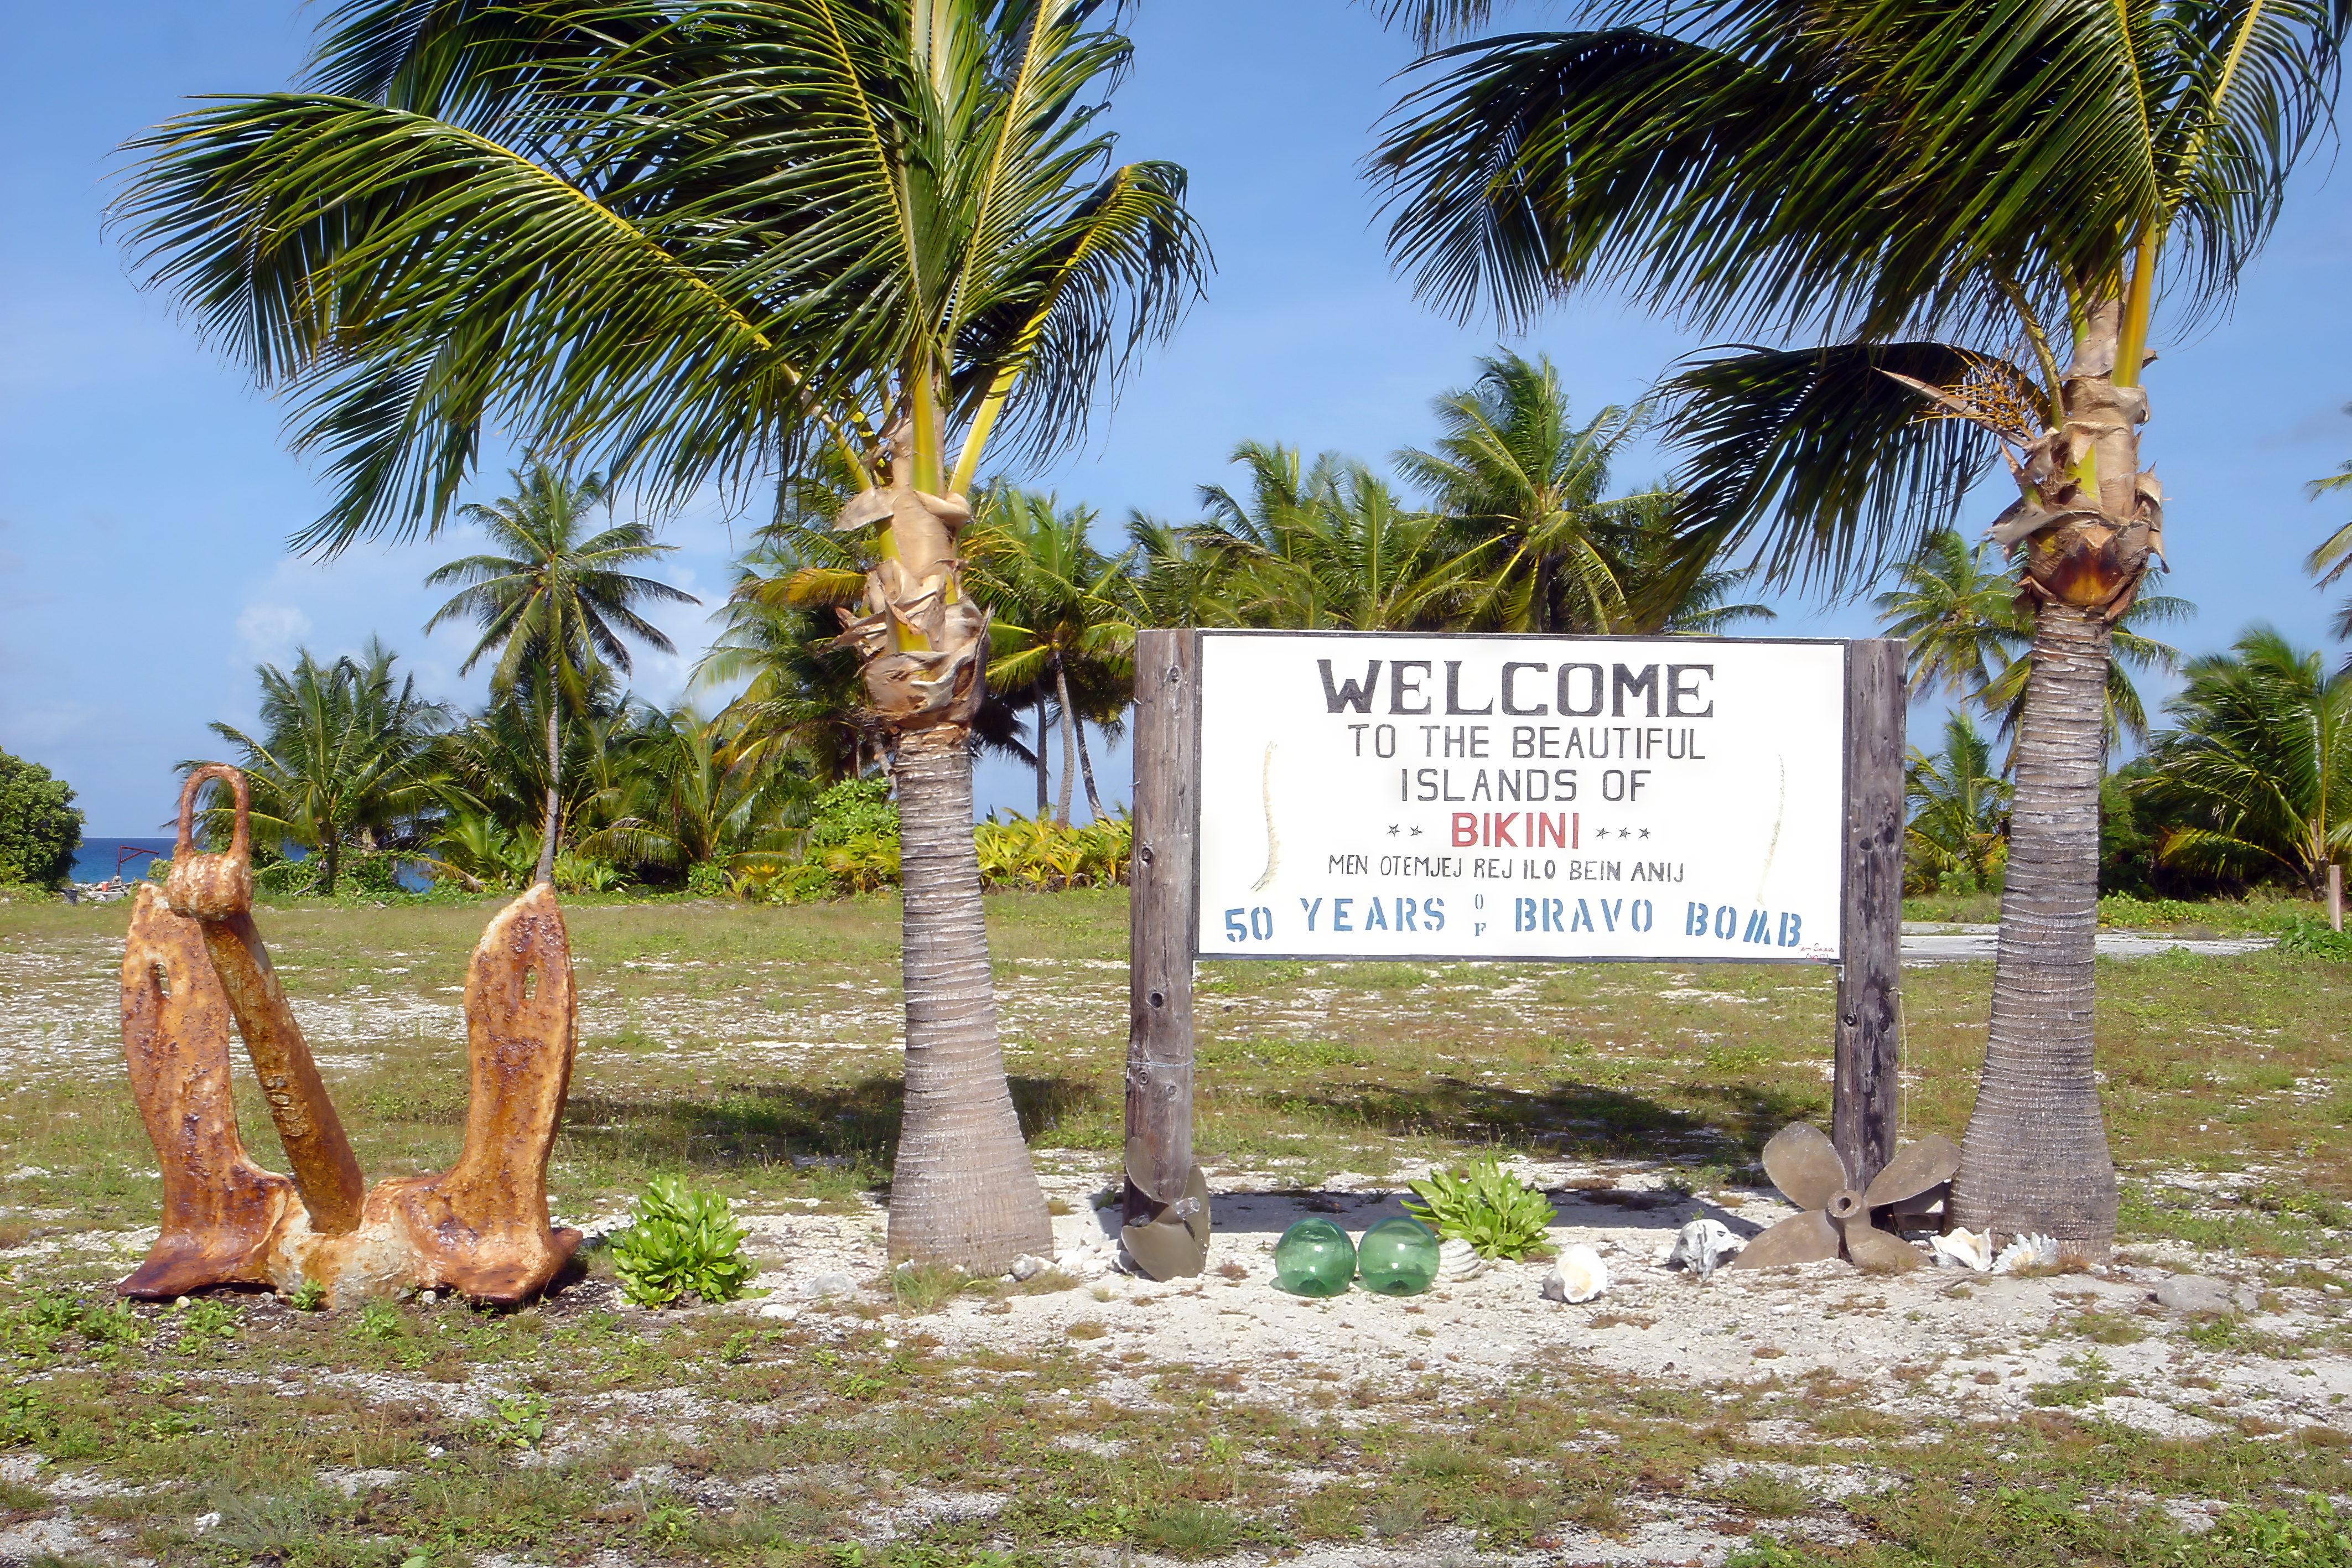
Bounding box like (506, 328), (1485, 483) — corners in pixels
(233, 604), (313, 668)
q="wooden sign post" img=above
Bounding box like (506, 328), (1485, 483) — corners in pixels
(1121, 629), (1909, 1276)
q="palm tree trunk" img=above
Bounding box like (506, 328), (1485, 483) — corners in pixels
(1035, 692), (1050, 818)
(1073, 701), (1105, 822)
(1951, 300), (2143, 1261)
(1952, 604), (2119, 1256)
(1053, 655), (1078, 827)
(321, 824), (340, 897)
(886, 723), (1054, 1268)
(537, 689), (560, 886)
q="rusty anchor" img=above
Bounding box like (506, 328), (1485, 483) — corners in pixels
(118, 766), (581, 1307)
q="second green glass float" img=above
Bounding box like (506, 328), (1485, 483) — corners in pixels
(1354, 1215), (1441, 1295)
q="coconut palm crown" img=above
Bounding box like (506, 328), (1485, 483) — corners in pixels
(1371, 0), (2349, 1256)
(121, 0), (1207, 1272)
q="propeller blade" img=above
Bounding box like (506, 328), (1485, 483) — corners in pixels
(1862, 1134), (1961, 1209)
(1760, 1123), (1848, 1212)
(1839, 1218), (1924, 1273)
(1726, 1209), (1840, 1270)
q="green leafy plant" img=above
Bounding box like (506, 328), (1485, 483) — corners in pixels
(479, 1390), (547, 1448)
(2276, 915), (2352, 959)
(2188, 1498), (2352, 1566)
(177, 1299), (238, 1344)
(353, 1300), (404, 1342)
(285, 1278), (328, 1312)
(1404, 1154), (1556, 1260)
(609, 1177), (757, 1307)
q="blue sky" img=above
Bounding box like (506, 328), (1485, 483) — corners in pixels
(4, 1), (2349, 834)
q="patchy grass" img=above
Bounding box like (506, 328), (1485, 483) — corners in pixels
(2, 890), (2350, 1563)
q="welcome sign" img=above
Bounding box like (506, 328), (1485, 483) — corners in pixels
(1190, 631), (1850, 963)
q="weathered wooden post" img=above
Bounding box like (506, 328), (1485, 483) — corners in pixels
(2329, 863), (2343, 934)
(1121, 629), (1209, 1278)
(1831, 639), (1907, 1193)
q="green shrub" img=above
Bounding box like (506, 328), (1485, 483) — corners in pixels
(974, 811), (1131, 890)
(685, 861), (733, 897)
(0, 749), (82, 891)
(2276, 915), (2352, 959)
(553, 849), (624, 894)
(1404, 1154), (1556, 1260)
(2098, 892), (2197, 926)
(2189, 1498), (2352, 1566)
(609, 1176), (757, 1307)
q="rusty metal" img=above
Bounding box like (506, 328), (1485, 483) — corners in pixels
(1731, 1123), (1958, 1273)
(118, 886), (299, 1297)
(166, 766), (368, 1233)
(120, 767), (582, 1306)
(372, 884), (583, 1304)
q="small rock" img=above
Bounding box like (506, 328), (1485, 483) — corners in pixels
(1659, 1218), (1742, 1277)
(1010, 1254), (1048, 1282)
(2154, 1275), (2237, 1315)
(803, 1272), (855, 1300)
(757, 1301), (798, 1320)
(194, 1512), (221, 1533)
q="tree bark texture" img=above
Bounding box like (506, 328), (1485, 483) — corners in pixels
(1074, 696), (1105, 823)
(1952, 604), (2119, 1255)
(1951, 297), (2148, 1259)
(537, 690), (560, 886)
(1054, 656), (1078, 827)
(1035, 693), (1050, 817)
(884, 723), (1053, 1269)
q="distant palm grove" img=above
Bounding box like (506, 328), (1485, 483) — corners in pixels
(150, 352), (2346, 912)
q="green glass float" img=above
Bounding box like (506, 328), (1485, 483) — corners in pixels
(1273, 1217), (1356, 1296)
(1355, 1215), (1441, 1295)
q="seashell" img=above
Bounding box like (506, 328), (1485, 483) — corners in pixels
(1992, 1232), (2060, 1274)
(1660, 1218), (1742, 1278)
(1541, 1244), (1609, 1304)
(1928, 1228), (1993, 1271)
(1437, 1238), (1491, 1280)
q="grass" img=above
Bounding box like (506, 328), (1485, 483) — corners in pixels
(1, 887), (2349, 1563)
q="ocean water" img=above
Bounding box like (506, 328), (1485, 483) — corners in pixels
(72, 838), (175, 884)
(69, 837), (428, 891)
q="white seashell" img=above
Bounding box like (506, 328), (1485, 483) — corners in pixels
(1661, 1218), (1743, 1278)
(1437, 1238), (1491, 1280)
(1541, 1244), (1609, 1304)
(1929, 1228), (1993, 1271)
(1991, 1232), (2060, 1274)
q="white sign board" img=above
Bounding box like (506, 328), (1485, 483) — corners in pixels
(1191, 632), (1849, 963)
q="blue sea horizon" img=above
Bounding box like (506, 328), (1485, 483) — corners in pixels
(70, 837), (430, 892)
(72, 838), (175, 884)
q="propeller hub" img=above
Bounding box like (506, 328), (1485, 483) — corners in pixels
(1825, 1188), (1864, 1221)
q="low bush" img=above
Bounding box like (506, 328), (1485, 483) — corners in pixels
(608, 1176), (757, 1307)
(1404, 1154), (1556, 1260)
(974, 811), (1130, 890)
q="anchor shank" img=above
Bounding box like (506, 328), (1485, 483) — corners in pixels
(198, 911), (367, 1233)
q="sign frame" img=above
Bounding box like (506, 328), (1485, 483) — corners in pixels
(1182, 627), (1857, 967)
(1117, 628), (1907, 1281)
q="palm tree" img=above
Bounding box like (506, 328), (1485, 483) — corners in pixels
(1394, 353), (1654, 633)
(1874, 531), (2026, 703)
(199, 639), (448, 894)
(575, 707), (797, 879)
(423, 464), (695, 885)
(1373, 0), (2349, 1254)
(2141, 628), (2350, 896)
(124, 0), (1207, 1270)
(1188, 443), (1486, 630)
(1876, 528), (2190, 751)
(1905, 713), (2011, 895)
(2308, 450), (2352, 667)
(964, 489), (1137, 824)
(1603, 490), (1775, 634)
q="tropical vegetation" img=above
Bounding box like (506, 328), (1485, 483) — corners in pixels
(424, 464), (695, 886)
(1369, 0), (2350, 1257)
(0, 749), (84, 891)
